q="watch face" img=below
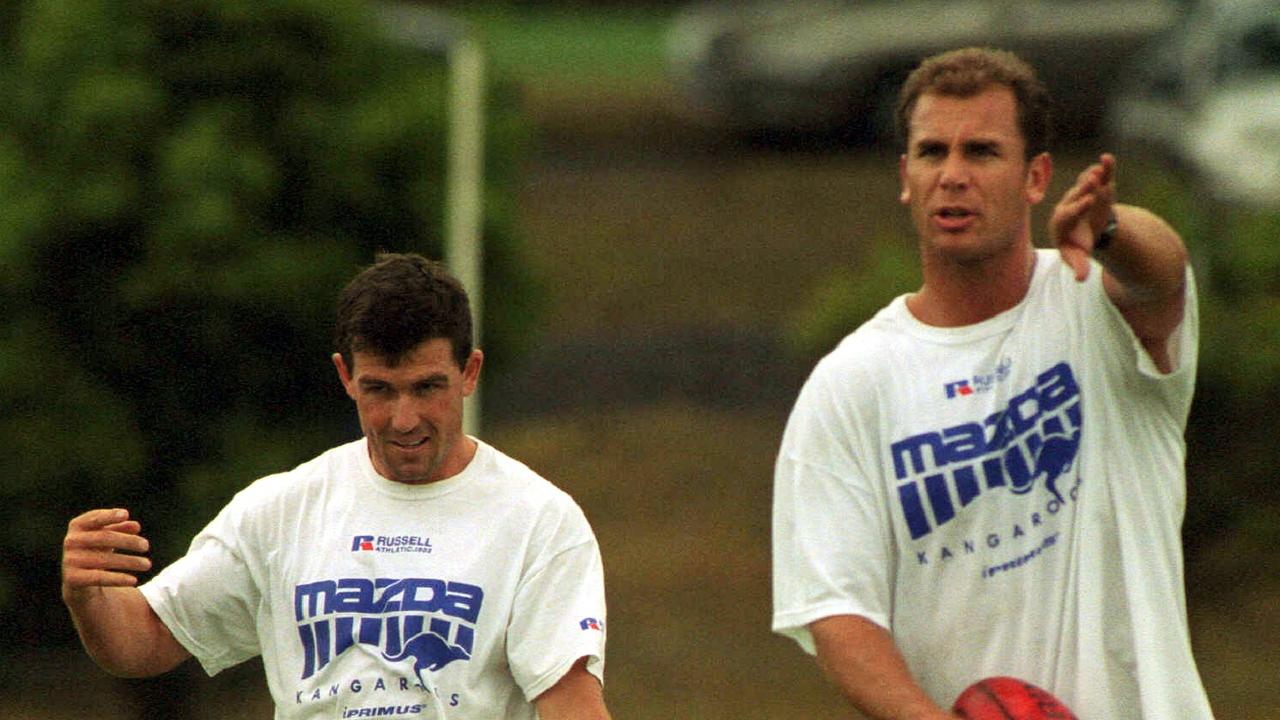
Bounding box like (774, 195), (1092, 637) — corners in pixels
(1096, 215), (1118, 250)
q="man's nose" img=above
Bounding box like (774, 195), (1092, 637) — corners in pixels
(939, 151), (969, 189)
(390, 397), (418, 432)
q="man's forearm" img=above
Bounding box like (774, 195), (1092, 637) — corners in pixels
(65, 585), (190, 678)
(1096, 203), (1190, 372)
(1097, 203), (1188, 305)
(533, 658), (611, 720)
(810, 615), (957, 720)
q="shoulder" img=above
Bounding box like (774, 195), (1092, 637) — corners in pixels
(469, 442), (600, 562)
(1032, 248), (1106, 304)
(803, 298), (913, 395)
(475, 441), (591, 521)
(782, 306), (909, 455)
(213, 439), (364, 530)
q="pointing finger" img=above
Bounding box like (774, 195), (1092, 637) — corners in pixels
(1098, 153), (1116, 186)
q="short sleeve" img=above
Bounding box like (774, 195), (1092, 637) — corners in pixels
(139, 509), (263, 676)
(506, 507), (607, 701)
(1091, 262), (1199, 418)
(772, 359), (895, 654)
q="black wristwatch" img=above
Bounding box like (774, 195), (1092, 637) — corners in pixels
(1095, 213), (1118, 251)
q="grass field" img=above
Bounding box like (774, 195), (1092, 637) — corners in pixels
(457, 4), (674, 85)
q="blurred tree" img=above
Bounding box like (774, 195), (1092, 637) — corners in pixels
(1183, 208), (1280, 574)
(785, 235), (917, 362)
(0, 0), (535, 712)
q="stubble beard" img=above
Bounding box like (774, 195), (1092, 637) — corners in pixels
(372, 429), (449, 485)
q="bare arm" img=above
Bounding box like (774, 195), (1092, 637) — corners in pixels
(534, 656), (611, 720)
(61, 508), (191, 677)
(810, 615), (959, 720)
(1051, 154), (1189, 372)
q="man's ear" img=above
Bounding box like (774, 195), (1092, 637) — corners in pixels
(462, 349), (484, 397)
(899, 153), (911, 205)
(1024, 151), (1053, 205)
(333, 353), (357, 400)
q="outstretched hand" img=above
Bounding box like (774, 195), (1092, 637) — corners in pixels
(61, 508), (153, 603)
(1050, 153), (1117, 281)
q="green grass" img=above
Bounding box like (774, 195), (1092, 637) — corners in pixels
(455, 4), (676, 85)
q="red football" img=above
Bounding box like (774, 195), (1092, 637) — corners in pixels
(952, 676), (1078, 719)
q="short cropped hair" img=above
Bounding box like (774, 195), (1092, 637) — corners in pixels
(895, 47), (1054, 158)
(334, 252), (473, 371)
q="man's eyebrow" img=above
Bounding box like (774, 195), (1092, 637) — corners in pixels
(912, 138), (947, 152)
(911, 136), (1006, 151)
(358, 372), (450, 386)
(963, 139), (1002, 152)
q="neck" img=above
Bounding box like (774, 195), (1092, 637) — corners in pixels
(434, 435), (479, 483)
(908, 241), (1037, 327)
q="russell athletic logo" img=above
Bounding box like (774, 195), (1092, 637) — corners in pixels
(351, 535), (434, 555)
(945, 357), (1013, 399)
(295, 577), (482, 680)
(895, 361), (1082, 540)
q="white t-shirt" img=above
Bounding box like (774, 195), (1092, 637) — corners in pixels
(773, 251), (1213, 719)
(142, 438), (607, 720)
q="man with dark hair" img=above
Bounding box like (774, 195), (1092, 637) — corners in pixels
(772, 48), (1213, 718)
(62, 253), (612, 719)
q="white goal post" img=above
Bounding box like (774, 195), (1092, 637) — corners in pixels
(378, 3), (486, 435)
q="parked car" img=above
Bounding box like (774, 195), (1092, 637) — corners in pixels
(1106, 0), (1280, 209)
(666, 0), (1183, 144)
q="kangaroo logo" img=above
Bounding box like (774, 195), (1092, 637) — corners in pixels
(383, 632), (471, 675)
(1031, 428), (1080, 504)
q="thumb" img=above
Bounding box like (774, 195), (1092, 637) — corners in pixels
(1059, 244), (1091, 282)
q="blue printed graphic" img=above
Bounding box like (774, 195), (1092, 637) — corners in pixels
(342, 705), (426, 718)
(944, 380), (974, 398)
(382, 630), (471, 674)
(350, 535), (433, 554)
(944, 357), (1014, 399)
(893, 362), (1082, 540)
(294, 577), (483, 680)
(1028, 423), (1078, 504)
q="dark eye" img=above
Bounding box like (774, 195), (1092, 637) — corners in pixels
(917, 143), (945, 158)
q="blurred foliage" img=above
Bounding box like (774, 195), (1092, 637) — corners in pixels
(1125, 164), (1280, 568)
(0, 0), (537, 657)
(1185, 207), (1280, 567)
(788, 167), (1280, 567)
(786, 234), (917, 360)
